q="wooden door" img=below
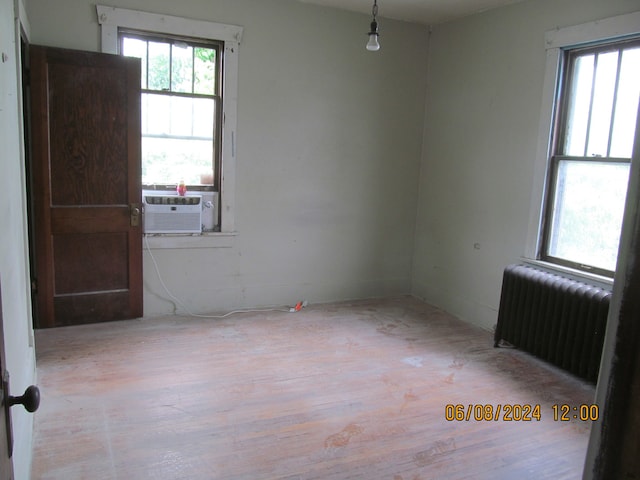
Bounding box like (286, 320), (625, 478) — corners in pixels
(30, 45), (142, 328)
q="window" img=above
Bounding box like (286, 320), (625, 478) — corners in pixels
(540, 38), (640, 277)
(120, 32), (222, 190)
(97, 5), (242, 236)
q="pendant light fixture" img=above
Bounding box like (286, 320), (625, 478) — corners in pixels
(366, 0), (380, 51)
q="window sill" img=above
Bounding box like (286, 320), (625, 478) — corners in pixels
(520, 258), (614, 291)
(144, 232), (237, 249)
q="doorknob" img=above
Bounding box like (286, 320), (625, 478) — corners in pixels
(130, 203), (141, 227)
(3, 372), (40, 458)
(8, 385), (40, 413)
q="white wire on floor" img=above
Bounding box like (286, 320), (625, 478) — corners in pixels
(144, 234), (293, 318)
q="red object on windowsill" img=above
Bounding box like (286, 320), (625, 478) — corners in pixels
(177, 180), (187, 196)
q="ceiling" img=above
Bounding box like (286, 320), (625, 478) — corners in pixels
(296, 0), (527, 25)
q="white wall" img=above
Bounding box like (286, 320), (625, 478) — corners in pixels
(26, 0), (429, 317)
(0, 0), (37, 476)
(412, 0), (640, 331)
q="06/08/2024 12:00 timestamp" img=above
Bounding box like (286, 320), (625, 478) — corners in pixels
(443, 404), (599, 422)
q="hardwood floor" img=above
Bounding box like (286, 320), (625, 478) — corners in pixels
(32, 296), (595, 479)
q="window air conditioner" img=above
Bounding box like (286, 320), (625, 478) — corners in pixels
(143, 194), (202, 234)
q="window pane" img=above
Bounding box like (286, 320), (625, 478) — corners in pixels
(194, 47), (216, 95)
(148, 41), (170, 91)
(171, 43), (193, 93)
(192, 97), (215, 138)
(141, 93), (214, 186)
(549, 160), (629, 271)
(564, 55), (594, 156)
(142, 137), (213, 185)
(142, 94), (214, 138)
(141, 94), (170, 136)
(586, 51), (619, 157)
(610, 47), (640, 158)
(121, 37), (148, 89)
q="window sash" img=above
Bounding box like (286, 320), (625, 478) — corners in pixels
(539, 38), (640, 276)
(119, 31), (223, 190)
(541, 155), (630, 276)
(557, 39), (640, 160)
(120, 30), (222, 95)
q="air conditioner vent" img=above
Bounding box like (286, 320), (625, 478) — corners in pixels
(143, 194), (202, 234)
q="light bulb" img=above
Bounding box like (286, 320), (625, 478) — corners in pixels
(366, 18), (380, 51)
(366, 33), (380, 51)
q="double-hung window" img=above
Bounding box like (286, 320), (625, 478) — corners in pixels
(97, 5), (242, 237)
(540, 38), (640, 277)
(119, 31), (222, 192)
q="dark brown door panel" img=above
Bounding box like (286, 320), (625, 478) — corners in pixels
(30, 45), (142, 328)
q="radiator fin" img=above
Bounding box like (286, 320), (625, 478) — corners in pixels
(495, 264), (611, 383)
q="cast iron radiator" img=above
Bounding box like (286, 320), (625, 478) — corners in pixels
(494, 264), (611, 383)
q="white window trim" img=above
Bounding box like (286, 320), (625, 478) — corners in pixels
(524, 10), (640, 281)
(96, 5), (242, 242)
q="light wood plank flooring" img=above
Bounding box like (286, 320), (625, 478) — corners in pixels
(32, 296), (595, 479)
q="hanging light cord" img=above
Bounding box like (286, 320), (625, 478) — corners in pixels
(372, 0), (378, 20)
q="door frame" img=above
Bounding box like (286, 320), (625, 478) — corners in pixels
(20, 29), (38, 329)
